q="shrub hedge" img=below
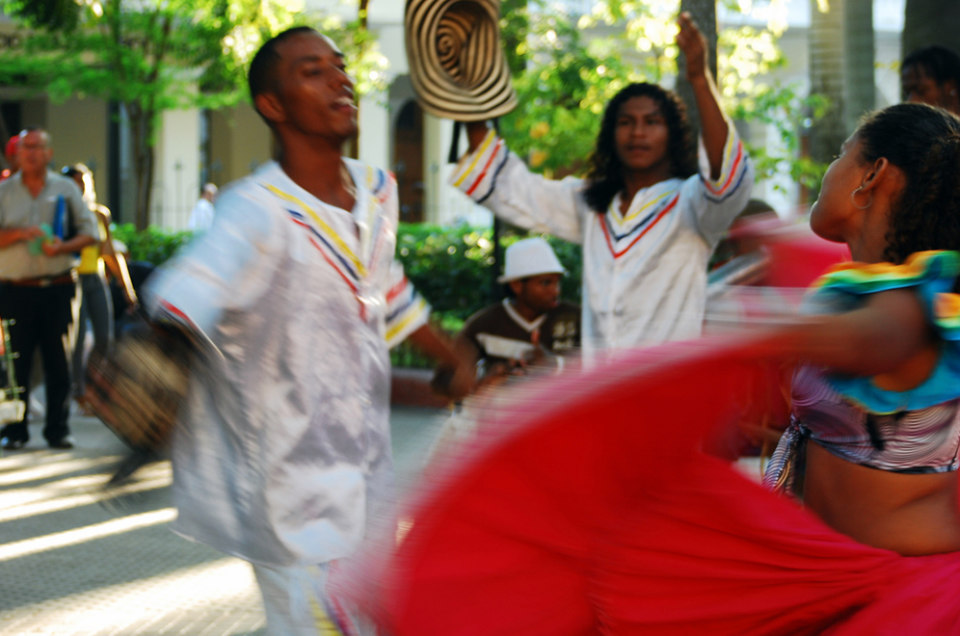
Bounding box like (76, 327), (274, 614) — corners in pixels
(111, 222), (583, 368)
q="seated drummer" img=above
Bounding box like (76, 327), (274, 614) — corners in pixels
(434, 237), (581, 393)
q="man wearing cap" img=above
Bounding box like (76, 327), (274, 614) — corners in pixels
(0, 128), (96, 450)
(437, 237), (580, 390)
(417, 12), (753, 356)
(187, 182), (218, 232)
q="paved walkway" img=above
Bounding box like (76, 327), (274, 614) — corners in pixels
(0, 407), (447, 636)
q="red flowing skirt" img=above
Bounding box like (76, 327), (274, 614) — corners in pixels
(347, 335), (960, 635)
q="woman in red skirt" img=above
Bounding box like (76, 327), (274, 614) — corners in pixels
(346, 103), (960, 635)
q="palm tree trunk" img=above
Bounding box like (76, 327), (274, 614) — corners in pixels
(844, 0), (874, 132)
(808, 0), (846, 165)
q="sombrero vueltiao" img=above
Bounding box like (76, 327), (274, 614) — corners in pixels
(405, 0), (518, 121)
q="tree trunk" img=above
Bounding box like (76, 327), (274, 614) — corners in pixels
(808, 0), (875, 166)
(844, 0), (874, 132)
(127, 102), (156, 231)
(902, 0), (960, 58)
(808, 0), (846, 166)
(676, 0), (718, 140)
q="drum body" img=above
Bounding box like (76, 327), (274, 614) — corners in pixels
(84, 317), (191, 451)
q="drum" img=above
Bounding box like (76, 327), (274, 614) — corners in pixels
(84, 315), (192, 452)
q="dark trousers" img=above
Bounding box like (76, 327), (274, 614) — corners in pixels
(0, 281), (78, 444)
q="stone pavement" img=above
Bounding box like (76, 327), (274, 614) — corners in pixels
(0, 406), (448, 636)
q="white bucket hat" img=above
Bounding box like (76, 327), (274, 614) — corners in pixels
(497, 237), (566, 283)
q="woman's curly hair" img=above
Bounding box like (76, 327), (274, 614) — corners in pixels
(855, 103), (960, 263)
(583, 83), (697, 214)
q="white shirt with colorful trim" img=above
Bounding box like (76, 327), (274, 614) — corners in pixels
(145, 159), (428, 567)
(450, 122), (754, 355)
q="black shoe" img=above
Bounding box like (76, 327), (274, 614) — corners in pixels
(1, 437), (25, 450)
(47, 437), (75, 450)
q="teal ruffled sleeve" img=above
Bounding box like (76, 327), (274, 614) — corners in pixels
(810, 250), (960, 414)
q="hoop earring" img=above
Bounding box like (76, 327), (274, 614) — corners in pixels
(851, 185), (872, 210)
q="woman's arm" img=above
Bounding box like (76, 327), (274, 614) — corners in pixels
(774, 288), (934, 382)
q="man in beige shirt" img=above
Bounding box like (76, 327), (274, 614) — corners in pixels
(0, 127), (96, 450)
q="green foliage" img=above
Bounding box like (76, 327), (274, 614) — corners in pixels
(1, 0), (79, 30)
(0, 0), (389, 129)
(732, 85), (831, 194)
(498, 0), (828, 193)
(111, 223), (194, 265)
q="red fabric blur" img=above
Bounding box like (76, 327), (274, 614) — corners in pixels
(763, 229), (850, 288)
(728, 214), (851, 288)
(349, 334), (960, 635)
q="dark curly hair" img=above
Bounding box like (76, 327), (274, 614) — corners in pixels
(855, 103), (960, 263)
(583, 83), (697, 214)
(902, 45), (960, 100)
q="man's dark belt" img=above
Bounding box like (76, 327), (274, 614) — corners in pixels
(0, 270), (77, 287)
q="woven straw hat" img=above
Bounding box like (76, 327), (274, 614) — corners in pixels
(405, 0), (518, 121)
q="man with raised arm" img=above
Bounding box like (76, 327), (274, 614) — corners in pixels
(454, 13), (754, 356)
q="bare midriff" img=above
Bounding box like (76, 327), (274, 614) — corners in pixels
(804, 441), (960, 556)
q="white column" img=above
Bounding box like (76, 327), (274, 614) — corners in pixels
(153, 108), (201, 230)
(358, 91), (390, 172)
(422, 112), (448, 224)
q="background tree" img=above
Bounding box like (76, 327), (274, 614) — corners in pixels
(807, 0), (847, 167)
(807, 0), (874, 170)
(0, 0), (387, 229)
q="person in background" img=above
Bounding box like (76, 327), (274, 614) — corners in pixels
(434, 237), (580, 393)
(187, 182), (218, 232)
(61, 164), (136, 410)
(0, 128), (96, 450)
(901, 44), (960, 114)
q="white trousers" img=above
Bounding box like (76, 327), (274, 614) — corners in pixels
(252, 561), (375, 636)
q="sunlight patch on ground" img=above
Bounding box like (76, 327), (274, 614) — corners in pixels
(0, 471), (171, 523)
(0, 507), (176, 562)
(1, 557), (264, 635)
(0, 454), (124, 486)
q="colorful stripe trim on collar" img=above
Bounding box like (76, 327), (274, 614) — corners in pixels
(264, 183), (367, 281)
(615, 188), (675, 225)
(599, 192), (680, 259)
